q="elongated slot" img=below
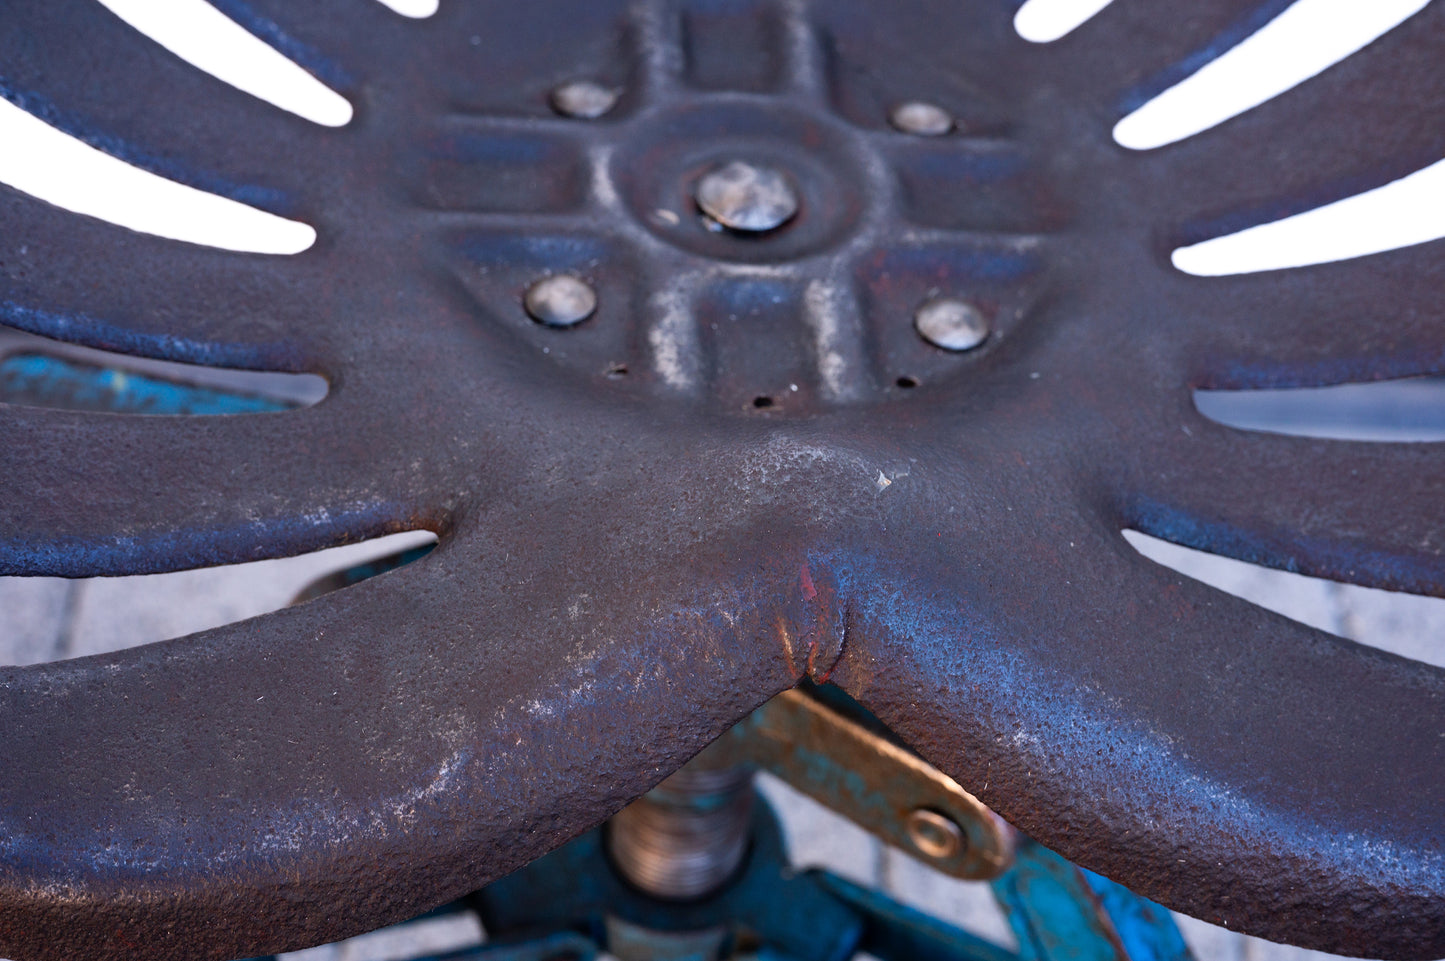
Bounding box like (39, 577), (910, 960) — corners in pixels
(1114, 0), (1429, 149)
(0, 98), (315, 253)
(373, 0), (440, 17)
(96, 0), (353, 126)
(1013, 0), (1116, 44)
(0, 330), (327, 415)
(1195, 378), (1445, 442)
(1171, 159), (1445, 274)
(0, 531), (437, 666)
(1125, 530), (1444, 668)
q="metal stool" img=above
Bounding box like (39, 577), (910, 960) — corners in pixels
(0, 2), (1440, 958)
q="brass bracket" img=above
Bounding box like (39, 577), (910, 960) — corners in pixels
(704, 689), (1014, 881)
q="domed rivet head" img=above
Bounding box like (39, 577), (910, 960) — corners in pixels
(906, 809), (965, 860)
(914, 297), (990, 351)
(694, 161), (799, 234)
(525, 275), (597, 328)
(549, 80), (620, 119)
(889, 101), (955, 136)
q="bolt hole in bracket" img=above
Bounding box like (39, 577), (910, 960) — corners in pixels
(695, 686), (1014, 883)
(477, 681), (1194, 961)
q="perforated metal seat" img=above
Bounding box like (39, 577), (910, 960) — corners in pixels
(0, 2), (1441, 959)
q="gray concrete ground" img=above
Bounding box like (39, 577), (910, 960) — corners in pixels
(1, 529), (1438, 960)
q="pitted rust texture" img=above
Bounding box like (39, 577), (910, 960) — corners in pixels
(0, 1), (1441, 959)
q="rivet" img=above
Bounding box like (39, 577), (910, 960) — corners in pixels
(889, 101), (954, 137)
(525, 275), (597, 328)
(906, 809), (965, 860)
(549, 80), (620, 120)
(695, 161), (799, 234)
(914, 297), (989, 351)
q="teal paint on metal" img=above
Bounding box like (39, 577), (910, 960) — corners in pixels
(1081, 866), (1195, 961)
(0, 353), (293, 415)
(992, 838), (1194, 961)
(330, 545), (438, 587)
(814, 872), (1019, 961)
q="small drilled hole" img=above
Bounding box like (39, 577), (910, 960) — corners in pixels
(605, 363), (629, 378)
(896, 375), (919, 389)
(752, 395), (774, 409)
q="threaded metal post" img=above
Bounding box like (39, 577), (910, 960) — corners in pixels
(606, 763), (754, 901)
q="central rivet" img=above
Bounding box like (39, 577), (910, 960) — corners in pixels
(694, 161), (799, 234)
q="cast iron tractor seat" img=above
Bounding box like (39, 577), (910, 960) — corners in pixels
(0, 1), (1441, 958)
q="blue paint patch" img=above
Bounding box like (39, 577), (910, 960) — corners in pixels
(993, 837), (1194, 961)
(1080, 865), (1194, 961)
(328, 544), (438, 589)
(817, 872), (1019, 961)
(0, 353), (293, 415)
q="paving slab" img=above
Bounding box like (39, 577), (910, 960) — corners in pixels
(0, 577), (73, 666)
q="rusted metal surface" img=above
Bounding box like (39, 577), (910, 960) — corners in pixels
(0, 1), (1441, 958)
(704, 688), (1015, 881)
